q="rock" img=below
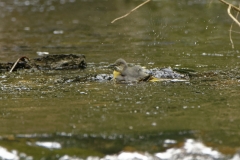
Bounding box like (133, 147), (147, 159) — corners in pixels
(0, 54), (87, 72)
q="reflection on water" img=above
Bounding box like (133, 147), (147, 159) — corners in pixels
(0, 0), (240, 159)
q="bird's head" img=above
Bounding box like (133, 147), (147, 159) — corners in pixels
(109, 58), (128, 72)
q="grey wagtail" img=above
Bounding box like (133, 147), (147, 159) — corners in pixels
(110, 58), (159, 83)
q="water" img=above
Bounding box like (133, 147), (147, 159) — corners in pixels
(0, 0), (240, 159)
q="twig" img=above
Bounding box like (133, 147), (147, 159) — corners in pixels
(219, 0), (240, 47)
(219, 0), (240, 26)
(219, 0), (240, 12)
(9, 56), (30, 73)
(229, 23), (234, 48)
(227, 5), (240, 27)
(111, 0), (151, 23)
(229, 4), (240, 49)
(9, 58), (21, 73)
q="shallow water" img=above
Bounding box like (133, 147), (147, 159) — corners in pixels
(0, 0), (240, 159)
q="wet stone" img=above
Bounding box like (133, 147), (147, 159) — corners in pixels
(0, 54), (87, 72)
(92, 74), (113, 81)
(147, 67), (188, 79)
(32, 54), (87, 70)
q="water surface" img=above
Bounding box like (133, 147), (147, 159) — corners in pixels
(0, 0), (240, 159)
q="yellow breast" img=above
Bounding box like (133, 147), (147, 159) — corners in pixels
(113, 70), (121, 79)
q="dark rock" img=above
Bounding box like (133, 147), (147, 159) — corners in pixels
(32, 54), (86, 70)
(0, 54), (87, 72)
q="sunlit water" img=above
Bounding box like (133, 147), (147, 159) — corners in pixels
(0, 0), (240, 159)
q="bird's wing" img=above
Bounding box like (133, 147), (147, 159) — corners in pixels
(123, 66), (149, 81)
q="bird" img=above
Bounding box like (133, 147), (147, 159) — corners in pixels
(110, 58), (159, 83)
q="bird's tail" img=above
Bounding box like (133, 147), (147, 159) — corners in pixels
(141, 75), (160, 82)
(148, 76), (160, 82)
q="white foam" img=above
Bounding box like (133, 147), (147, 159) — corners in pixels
(35, 141), (61, 149)
(36, 51), (49, 56)
(0, 146), (19, 160)
(155, 139), (223, 160)
(164, 139), (177, 144)
(0, 139), (232, 160)
(117, 152), (149, 160)
(231, 154), (240, 160)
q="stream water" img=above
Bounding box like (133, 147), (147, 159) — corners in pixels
(0, 0), (240, 159)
